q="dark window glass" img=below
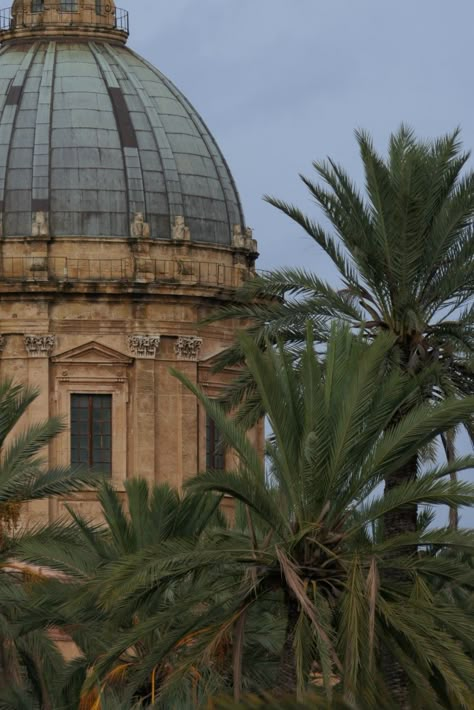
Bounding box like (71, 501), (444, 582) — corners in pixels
(95, 0), (103, 14)
(31, 0), (44, 12)
(206, 414), (225, 471)
(71, 394), (112, 475)
(60, 1), (78, 11)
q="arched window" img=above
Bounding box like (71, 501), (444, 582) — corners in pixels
(95, 1), (103, 14)
(31, 0), (44, 12)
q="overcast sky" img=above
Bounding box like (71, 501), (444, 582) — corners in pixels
(121, 0), (474, 523)
(121, 0), (474, 275)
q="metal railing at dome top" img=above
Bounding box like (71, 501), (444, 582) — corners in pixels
(0, 5), (129, 34)
(0, 257), (251, 289)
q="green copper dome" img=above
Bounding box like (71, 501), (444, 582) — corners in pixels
(0, 6), (245, 244)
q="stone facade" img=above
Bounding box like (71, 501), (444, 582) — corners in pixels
(0, 0), (263, 528)
(0, 0), (264, 666)
(0, 235), (263, 526)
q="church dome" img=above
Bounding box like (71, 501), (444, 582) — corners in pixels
(0, 1), (245, 244)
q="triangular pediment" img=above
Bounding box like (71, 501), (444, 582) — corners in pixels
(198, 348), (239, 371)
(52, 341), (133, 366)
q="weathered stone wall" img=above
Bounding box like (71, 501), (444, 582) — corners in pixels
(0, 236), (260, 525)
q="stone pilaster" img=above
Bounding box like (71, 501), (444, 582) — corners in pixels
(130, 359), (156, 485)
(179, 359), (200, 483)
(24, 332), (55, 527)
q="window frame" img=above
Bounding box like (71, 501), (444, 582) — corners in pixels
(70, 393), (112, 475)
(206, 413), (225, 471)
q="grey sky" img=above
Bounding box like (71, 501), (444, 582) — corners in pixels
(121, 0), (474, 524)
(122, 0), (474, 275)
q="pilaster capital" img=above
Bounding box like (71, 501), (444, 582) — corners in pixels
(24, 335), (56, 357)
(175, 336), (203, 361)
(128, 334), (161, 359)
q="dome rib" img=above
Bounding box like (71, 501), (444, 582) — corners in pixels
(31, 41), (56, 217)
(134, 50), (246, 238)
(50, 41), (129, 237)
(104, 42), (185, 233)
(0, 42), (38, 235)
(90, 41), (147, 225)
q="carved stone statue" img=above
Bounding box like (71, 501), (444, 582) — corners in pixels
(131, 212), (151, 239)
(32, 210), (49, 238)
(172, 216), (191, 242)
(232, 224), (258, 254)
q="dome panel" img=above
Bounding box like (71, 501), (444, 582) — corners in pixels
(0, 38), (244, 243)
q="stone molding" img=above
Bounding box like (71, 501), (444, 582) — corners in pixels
(0, 335), (5, 352)
(24, 335), (56, 357)
(128, 335), (161, 359)
(175, 336), (203, 361)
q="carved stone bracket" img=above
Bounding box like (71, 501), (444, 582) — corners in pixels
(128, 335), (161, 359)
(175, 336), (203, 361)
(24, 335), (56, 357)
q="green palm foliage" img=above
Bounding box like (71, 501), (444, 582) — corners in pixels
(213, 127), (474, 413)
(211, 127), (474, 528)
(0, 380), (100, 506)
(45, 327), (474, 708)
(207, 128), (474, 698)
(0, 379), (102, 709)
(15, 480), (230, 709)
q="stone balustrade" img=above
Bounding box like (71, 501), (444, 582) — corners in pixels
(0, 255), (252, 289)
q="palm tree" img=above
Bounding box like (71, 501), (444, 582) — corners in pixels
(77, 327), (474, 708)
(208, 127), (474, 697)
(210, 127), (474, 526)
(15, 479), (232, 709)
(0, 379), (98, 509)
(0, 379), (101, 708)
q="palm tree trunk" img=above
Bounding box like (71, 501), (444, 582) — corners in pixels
(384, 454), (418, 540)
(278, 591), (299, 696)
(382, 454), (418, 708)
(381, 646), (411, 710)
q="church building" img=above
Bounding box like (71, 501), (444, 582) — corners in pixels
(0, 1), (260, 524)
